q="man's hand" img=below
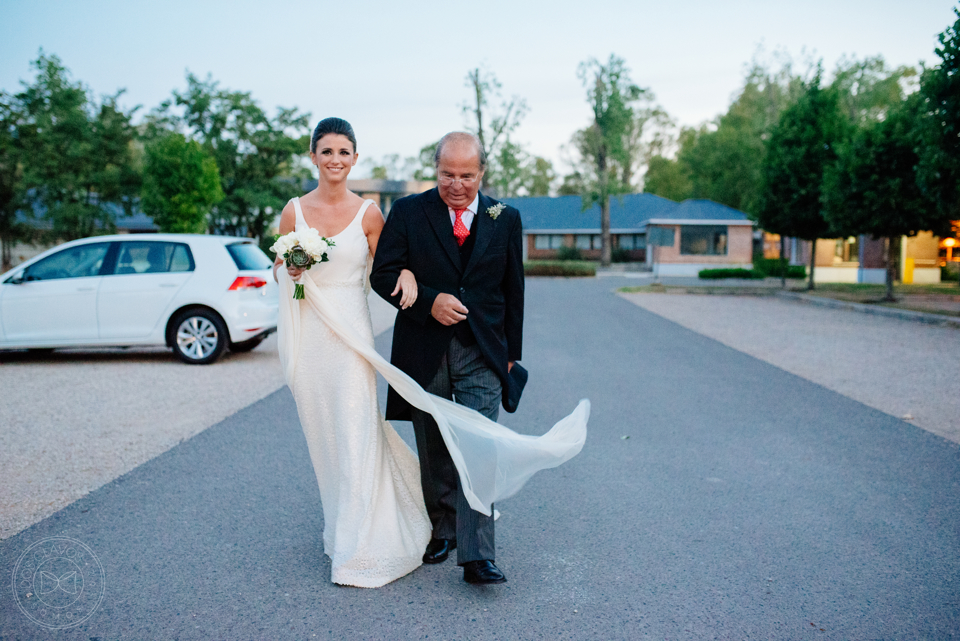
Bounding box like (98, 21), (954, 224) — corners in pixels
(431, 293), (468, 326)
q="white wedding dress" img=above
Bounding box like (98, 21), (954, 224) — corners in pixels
(278, 197), (589, 589)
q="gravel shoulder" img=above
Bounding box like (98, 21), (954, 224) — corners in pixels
(620, 292), (960, 444)
(0, 292), (398, 541)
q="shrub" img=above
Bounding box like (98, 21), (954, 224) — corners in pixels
(753, 256), (807, 278)
(524, 261), (597, 277)
(698, 268), (764, 280)
(611, 247), (631, 263)
(942, 261), (959, 282)
(555, 246), (583, 261)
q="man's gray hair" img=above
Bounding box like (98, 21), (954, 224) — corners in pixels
(434, 132), (487, 169)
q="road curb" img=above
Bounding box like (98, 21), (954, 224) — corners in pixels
(776, 291), (960, 328)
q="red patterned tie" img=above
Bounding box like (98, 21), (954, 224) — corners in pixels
(453, 209), (470, 246)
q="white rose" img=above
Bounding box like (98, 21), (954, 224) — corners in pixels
(299, 230), (330, 260)
(270, 232), (298, 257)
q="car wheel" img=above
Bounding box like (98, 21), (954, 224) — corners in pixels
(229, 336), (265, 353)
(170, 309), (227, 365)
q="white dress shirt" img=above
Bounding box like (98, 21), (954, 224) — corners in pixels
(447, 193), (479, 232)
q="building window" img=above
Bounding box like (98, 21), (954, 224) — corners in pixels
(834, 236), (859, 263)
(680, 225), (728, 255)
(574, 234), (600, 249)
(618, 234), (646, 250)
(534, 234), (565, 250)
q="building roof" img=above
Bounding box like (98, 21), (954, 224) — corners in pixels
(501, 194), (751, 232)
(16, 201), (159, 232)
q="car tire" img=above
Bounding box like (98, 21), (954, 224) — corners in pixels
(229, 336), (265, 353)
(169, 309), (227, 365)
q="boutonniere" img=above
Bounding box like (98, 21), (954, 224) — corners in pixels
(487, 202), (506, 220)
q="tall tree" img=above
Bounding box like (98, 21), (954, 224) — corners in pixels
(643, 154), (692, 202)
(0, 92), (24, 269)
(527, 157), (556, 197)
(141, 133), (223, 233)
(755, 68), (848, 289)
(462, 67), (528, 192)
(155, 73), (311, 251)
(14, 53), (140, 242)
(916, 7), (960, 285)
(573, 54), (645, 265)
(413, 141), (439, 181)
(642, 54), (805, 213)
(831, 55), (916, 125)
(488, 140), (528, 198)
(824, 97), (943, 300)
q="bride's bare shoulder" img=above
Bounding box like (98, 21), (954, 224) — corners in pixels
(278, 199), (298, 234)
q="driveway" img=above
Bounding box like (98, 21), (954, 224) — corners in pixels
(621, 291), (960, 443)
(0, 293), (396, 540)
(1, 277), (957, 639)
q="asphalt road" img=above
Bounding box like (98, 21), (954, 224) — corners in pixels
(2, 277), (958, 639)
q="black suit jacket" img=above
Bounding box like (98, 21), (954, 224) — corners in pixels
(371, 188), (524, 420)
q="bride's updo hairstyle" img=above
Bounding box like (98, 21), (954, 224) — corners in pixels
(310, 117), (357, 154)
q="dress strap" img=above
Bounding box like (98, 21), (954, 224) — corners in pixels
(352, 199), (376, 226)
(291, 197), (306, 229)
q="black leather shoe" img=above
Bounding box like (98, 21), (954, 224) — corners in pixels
(462, 560), (507, 585)
(422, 538), (456, 564)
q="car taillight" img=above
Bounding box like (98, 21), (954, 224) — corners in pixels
(229, 276), (268, 290)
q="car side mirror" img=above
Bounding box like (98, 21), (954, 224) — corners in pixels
(9, 273), (25, 284)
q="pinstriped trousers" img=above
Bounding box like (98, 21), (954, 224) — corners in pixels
(410, 335), (501, 565)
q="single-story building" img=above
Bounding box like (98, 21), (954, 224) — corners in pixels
(501, 193), (755, 276)
(5, 206), (159, 268)
(763, 230), (952, 284)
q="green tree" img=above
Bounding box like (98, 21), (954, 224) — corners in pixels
(413, 141), (439, 181)
(573, 54), (646, 265)
(141, 133), (223, 233)
(527, 157), (556, 196)
(916, 6), (960, 278)
(755, 68), (848, 289)
(14, 53), (140, 241)
(643, 154), (692, 202)
(557, 171), (586, 196)
(824, 97), (943, 300)
(462, 67), (528, 192)
(676, 59), (804, 214)
(157, 73), (310, 251)
(488, 140), (528, 198)
(0, 92), (25, 269)
(831, 55), (916, 125)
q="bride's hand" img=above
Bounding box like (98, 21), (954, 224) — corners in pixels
(392, 269), (418, 309)
(286, 264), (306, 281)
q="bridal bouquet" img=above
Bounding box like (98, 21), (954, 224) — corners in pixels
(270, 229), (335, 300)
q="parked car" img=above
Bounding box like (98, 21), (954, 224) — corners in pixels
(0, 234), (278, 364)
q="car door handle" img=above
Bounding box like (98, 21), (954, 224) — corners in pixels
(76, 287), (95, 292)
(159, 283), (178, 288)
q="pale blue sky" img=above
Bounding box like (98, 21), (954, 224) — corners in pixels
(1, 0), (956, 174)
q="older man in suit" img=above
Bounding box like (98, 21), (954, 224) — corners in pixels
(370, 132), (524, 585)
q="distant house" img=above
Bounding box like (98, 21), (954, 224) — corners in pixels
(299, 179), (436, 218)
(501, 193), (755, 275)
(762, 231), (948, 284)
(6, 203), (159, 267)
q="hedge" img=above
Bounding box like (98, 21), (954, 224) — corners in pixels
(698, 268), (764, 280)
(524, 261), (597, 277)
(753, 257), (807, 279)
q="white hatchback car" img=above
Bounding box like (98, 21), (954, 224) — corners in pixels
(0, 233), (279, 364)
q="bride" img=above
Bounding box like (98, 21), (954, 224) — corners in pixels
(273, 117), (588, 588)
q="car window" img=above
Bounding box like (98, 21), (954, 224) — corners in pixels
(226, 243), (273, 270)
(112, 241), (194, 275)
(25, 243), (111, 281)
